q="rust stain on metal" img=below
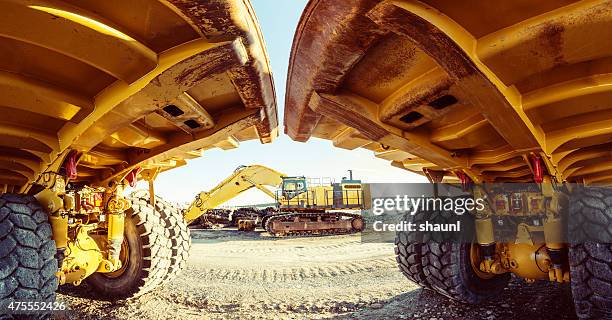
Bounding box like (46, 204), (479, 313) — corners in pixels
(285, 0), (388, 141)
(168, 0), (240, 38)
(174, 41), (245, 88)
(380, 71), (452, 122)
(228, 62), (267, 108)
(367, 3), (474, 80)
(367, 2), (539, 151)
(358, 36), (418, 87)
(75, 41), (247, 151)
(538, 23), (565, 67)
(309, 92), (388, 141)
(167, 0), (277, 138)
(378, 46), (416, 83)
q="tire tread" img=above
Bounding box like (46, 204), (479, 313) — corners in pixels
(569, 187), (612, 319)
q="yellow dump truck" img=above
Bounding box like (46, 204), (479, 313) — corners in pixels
(284, 1), (612, 319)
(0, 0), (276, 303)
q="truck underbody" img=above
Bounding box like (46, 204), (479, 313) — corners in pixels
(284, 1), (612, 319)
(0, 0), (276, 302)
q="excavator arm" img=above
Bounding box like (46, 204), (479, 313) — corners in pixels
(184, 165), (286, 221)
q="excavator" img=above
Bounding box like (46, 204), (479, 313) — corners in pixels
(183, 165), (366, 236)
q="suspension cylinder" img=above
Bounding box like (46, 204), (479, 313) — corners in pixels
(475, 217), (496, 272)
(48, 214), (68, 249)
(544, 216), (567, 282)
(48, 213), (68, 269)
(475, 217), (495, 245)
(107, 212), (125, 263)
(472, 186), (497, 272)
(543, 216), (565, 249)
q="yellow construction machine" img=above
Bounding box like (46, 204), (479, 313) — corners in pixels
(184, 165), (366, 236)
(284, 1), (612, 319)
(0, 0), (276, 304)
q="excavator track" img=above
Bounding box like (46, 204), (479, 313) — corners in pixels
(264, 212), (364, 237)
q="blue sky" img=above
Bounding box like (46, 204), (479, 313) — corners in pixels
(139, 0), (425, 206)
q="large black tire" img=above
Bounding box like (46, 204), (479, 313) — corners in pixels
(155, 198), (191, 282)
(568, 187), (612, 319)
(395, 210), (432, 289)
(131, 190), (191, 282)
(86, 197), (171, 299)
(395, 209), (509, 304)
(0, 194), (58, 318)
(421, 241), (510, 304)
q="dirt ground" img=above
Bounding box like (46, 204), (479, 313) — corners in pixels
(56, 229), (578, 319)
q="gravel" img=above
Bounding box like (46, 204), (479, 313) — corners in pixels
(55, 229), (578, 319)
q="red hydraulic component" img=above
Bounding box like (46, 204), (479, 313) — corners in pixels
(93, 193), (103, 207)
(64, 150), (79, 180)
(455, 171), (472, 191)
(126, 167), (142, 187)
(81, 192), (103, 211)
(82, 200), (94, 211)
(531, 155), (544, 183)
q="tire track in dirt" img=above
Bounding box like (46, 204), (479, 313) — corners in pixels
(191, 257), (397, 282)
(185, 232), (397, 283)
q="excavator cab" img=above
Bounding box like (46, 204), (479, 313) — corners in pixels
(280, 176), (308, 200)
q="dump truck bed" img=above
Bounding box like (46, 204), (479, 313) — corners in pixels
(285, 0), (612, 184)
(1, 0), (276, 192)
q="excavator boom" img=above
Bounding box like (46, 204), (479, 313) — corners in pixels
(184, 165), (285, 221)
